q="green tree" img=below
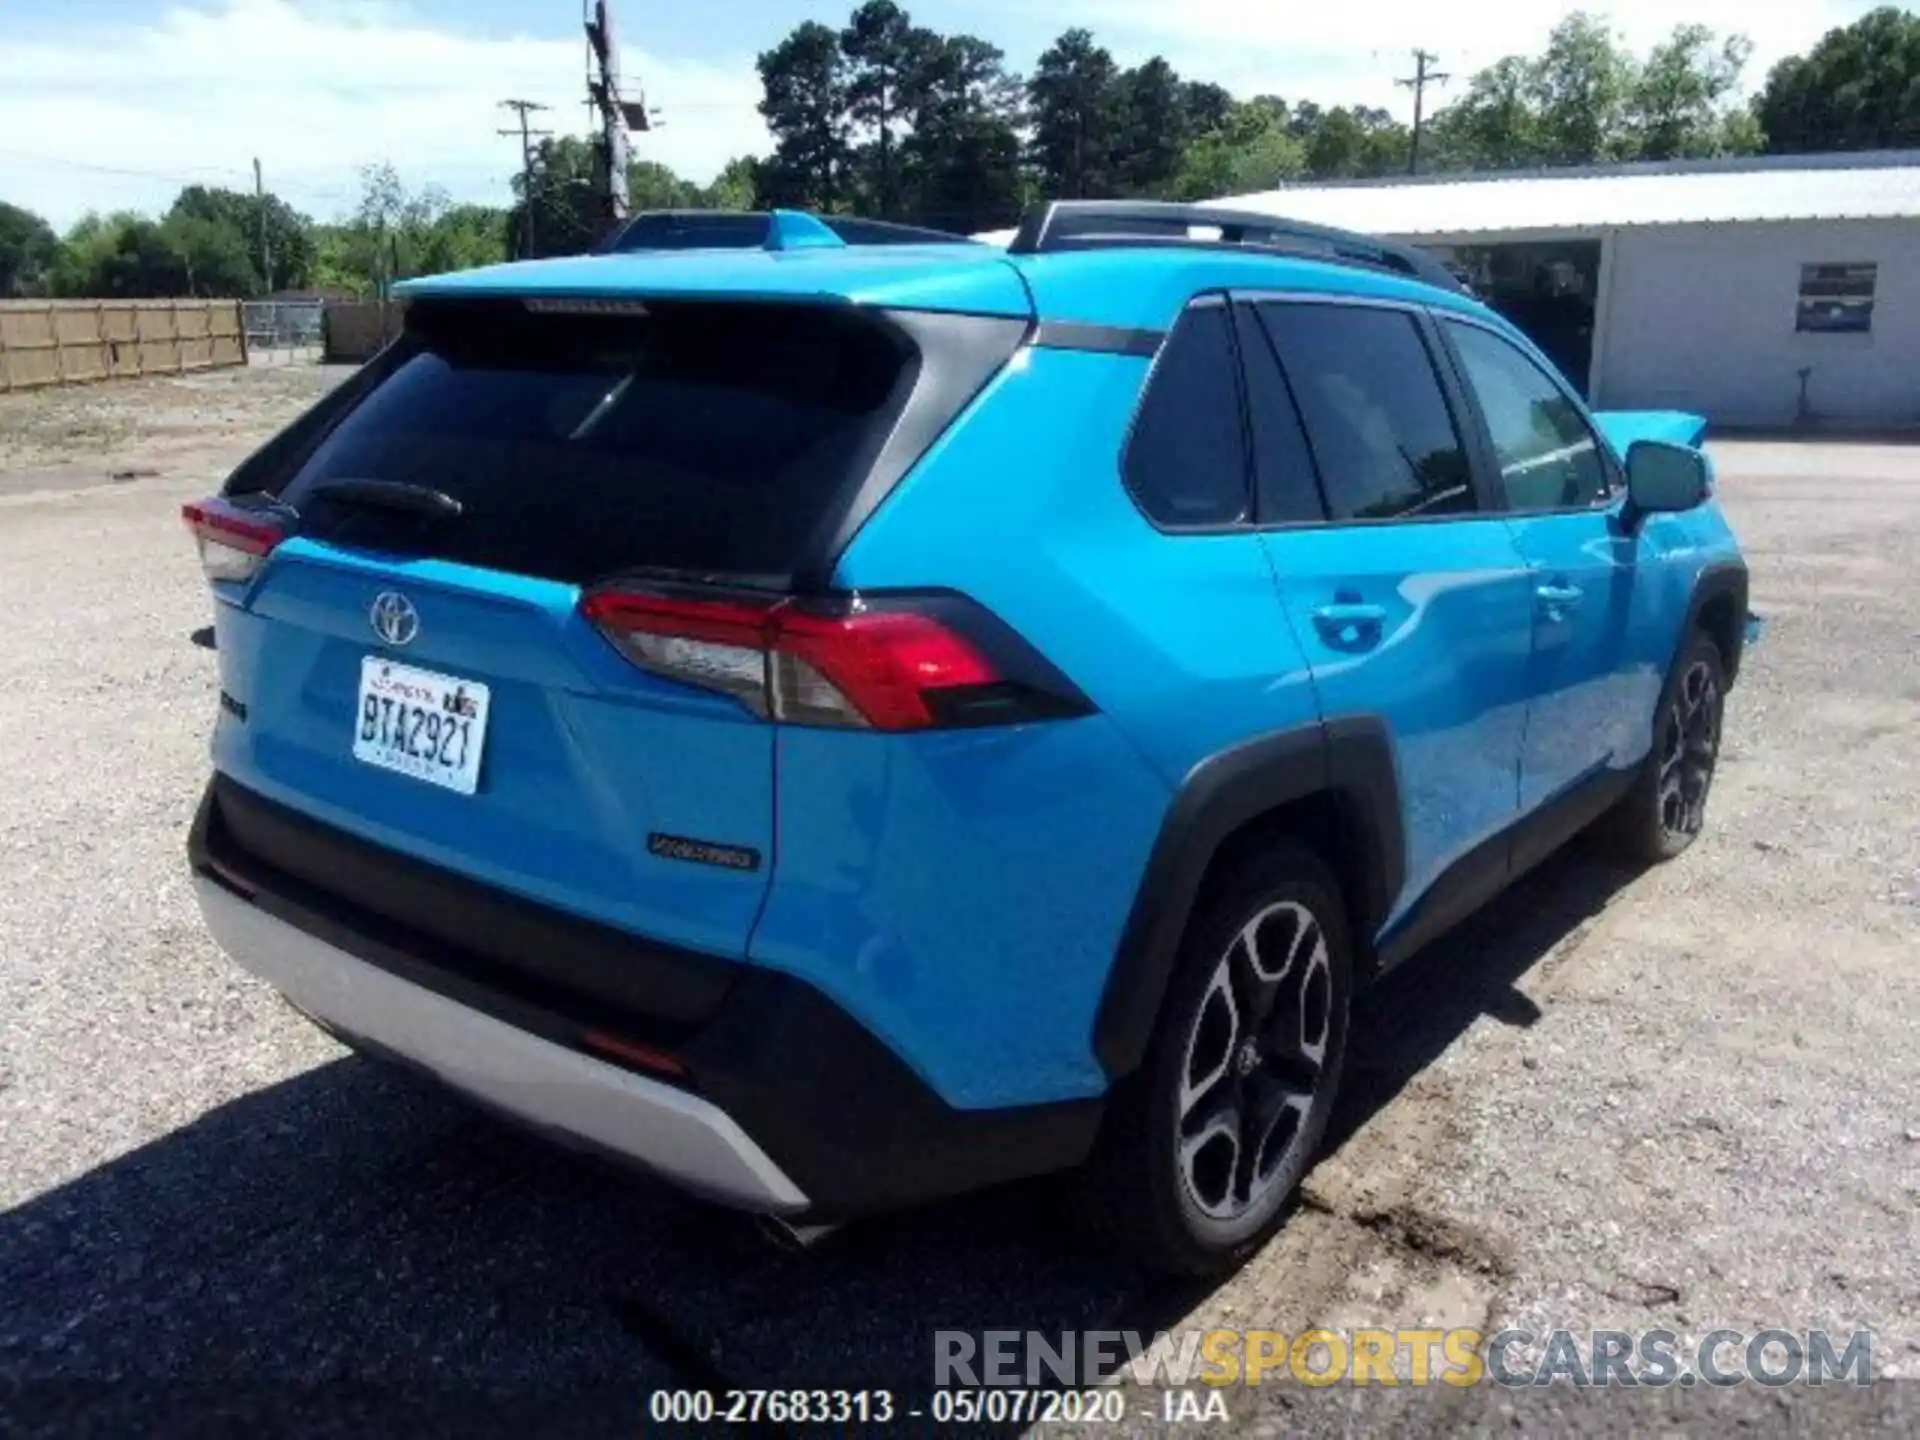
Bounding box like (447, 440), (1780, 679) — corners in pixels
(1111, 57), (1190, 196)
(0, 201), (58, 296)
(1427, 12), (1754, 170)
(1181, 81), (1234, 137)
(162, 211), (259, 296)
(1028, 28), (1121, 198)
(308, 163), (488, 294)
(1629, 25), (1753, 158)
(627, 160), (705, 210)
(704, 157), (761, 210)
(166, 185), (315, 292)
(1429, 57), (1542, 168)
(1172, 97), (1306, 199)
(1757, 6), (1920, 153)
(840, 1), (939, 217)
(758, 21), (851, 210)
(418, 204), (510, 274)
(1297, 105), (1410, 177)
(505, 138), (603, 258)
(900, 33), (1026, 230)
(1717, 107), (1765, 156)
(50, 213), (191, 298)
(1529, 12), (1637, 164)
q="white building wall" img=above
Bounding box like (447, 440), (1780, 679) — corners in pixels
(1595, 219), (1920, 427)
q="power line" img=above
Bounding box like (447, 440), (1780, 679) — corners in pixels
(0, 146), (251, 186)
(498, 98), (552, 256)
(1396, 49), (1450, 175)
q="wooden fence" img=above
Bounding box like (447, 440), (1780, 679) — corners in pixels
(321, 301), (403, 364)
(0, 299), (247, 393)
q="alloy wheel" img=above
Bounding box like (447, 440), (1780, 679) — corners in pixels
(1658, 658), (1722, 840)
(1175, 900), (1333, 1222)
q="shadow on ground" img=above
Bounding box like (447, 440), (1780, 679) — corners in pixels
(0, 846), (1635, 1437)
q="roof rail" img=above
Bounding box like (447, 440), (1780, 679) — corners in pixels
(1006, 200), (1465, 293)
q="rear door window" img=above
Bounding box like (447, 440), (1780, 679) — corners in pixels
(279, 300), (918, 585)
(1235, 303), (1327, 525)
(1254, 303), (1474, 523)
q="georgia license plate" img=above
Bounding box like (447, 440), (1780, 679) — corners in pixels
(352, 656), (491, 796)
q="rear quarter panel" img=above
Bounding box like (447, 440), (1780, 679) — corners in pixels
(750, 346), (1322, 1108)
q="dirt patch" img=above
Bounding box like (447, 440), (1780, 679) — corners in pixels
(0, 361), (350, 480)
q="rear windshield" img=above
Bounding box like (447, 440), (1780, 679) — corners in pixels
(279, 300), (917, 584)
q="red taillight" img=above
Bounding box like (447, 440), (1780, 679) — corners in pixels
(773, 609), (997, 730)
(182, 496), (286, 583)
(582, 587), (1085, 732)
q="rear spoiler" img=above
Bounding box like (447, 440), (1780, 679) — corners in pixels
(1592, 410), (1708, 454)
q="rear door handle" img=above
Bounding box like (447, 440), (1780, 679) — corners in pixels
(1535, 582), (1584, 614)
(1311, 602), (1387, 647)
(1313, 602), (1387, 627)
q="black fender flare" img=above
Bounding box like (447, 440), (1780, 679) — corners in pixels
(1677, 560), (1750, 688)
(1092, 717), (1406, 1080)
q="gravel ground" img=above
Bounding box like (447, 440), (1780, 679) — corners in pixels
(0, 368), (1915, 1436)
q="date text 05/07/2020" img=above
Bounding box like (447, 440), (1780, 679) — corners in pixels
(642, 1387), (1205, 1426)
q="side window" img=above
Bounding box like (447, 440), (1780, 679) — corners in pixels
(1255, 303), (1473, 522)
(1124, 304), (1250, 528)
(1235, 304), (1328, 524)
(1445, 319), (1609, 511)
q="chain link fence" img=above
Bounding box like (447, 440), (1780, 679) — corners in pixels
(241, 300), (325, 365)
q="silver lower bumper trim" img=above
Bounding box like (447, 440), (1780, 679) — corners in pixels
(193, 876), (809, 1214)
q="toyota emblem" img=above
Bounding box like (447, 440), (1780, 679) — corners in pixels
(369, 591), (420, 647)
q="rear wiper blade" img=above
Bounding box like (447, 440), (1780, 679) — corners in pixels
(308, 478), (464, 519)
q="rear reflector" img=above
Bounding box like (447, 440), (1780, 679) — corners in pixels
(580, 1029), (688, 1078)
(582, 587), (1091, 731)
(182, 496), (287, 583)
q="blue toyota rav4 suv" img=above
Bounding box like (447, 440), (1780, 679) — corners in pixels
(185, 203), (1749, 1274)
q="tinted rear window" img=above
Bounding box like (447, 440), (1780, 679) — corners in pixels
(281, 301), (916, 584)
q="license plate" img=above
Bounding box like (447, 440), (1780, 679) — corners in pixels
(352, 657), (491, 795)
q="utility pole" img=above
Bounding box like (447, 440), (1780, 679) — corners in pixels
(1396, 49), (1450, 175)
(252, 157), (270, 294)
(499, 99), (552, 257)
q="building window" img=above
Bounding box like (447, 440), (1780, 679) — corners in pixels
(1796, 262), (1876, 334)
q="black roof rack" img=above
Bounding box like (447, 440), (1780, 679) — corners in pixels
(1006, 200), (1465, 294)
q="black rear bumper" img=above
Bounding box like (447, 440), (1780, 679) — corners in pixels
(190, 776), (1100, 1217)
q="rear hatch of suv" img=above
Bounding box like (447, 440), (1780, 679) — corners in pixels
(195, 281), (1028, 967)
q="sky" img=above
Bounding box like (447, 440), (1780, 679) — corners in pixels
(0, 0), (1883, 230)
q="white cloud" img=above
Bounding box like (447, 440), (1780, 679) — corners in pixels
(1041, 0), (1875, 116)
(0, 0), (1883, 230)
(0, 0), (769, 229)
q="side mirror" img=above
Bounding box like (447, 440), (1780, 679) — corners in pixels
(1624, 440), (1708, 523)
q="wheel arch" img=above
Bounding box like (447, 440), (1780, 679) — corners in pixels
(1681, 561), (1749, 687)
(1093, 718), (1405, 1081)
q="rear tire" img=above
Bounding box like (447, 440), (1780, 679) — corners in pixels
(1087, 842), (1352, 1276)
(1602, 630), (1726, 863)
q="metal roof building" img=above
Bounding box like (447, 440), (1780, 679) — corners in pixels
(991, 151), (1920, 427)
(1218, 150), (1920, 237)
